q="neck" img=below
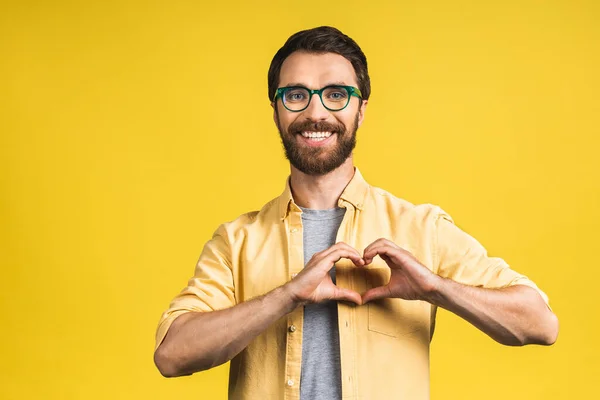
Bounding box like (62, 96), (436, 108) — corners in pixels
(289, 157), (355, 210)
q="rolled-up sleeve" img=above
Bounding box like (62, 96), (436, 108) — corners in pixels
(155, 223), (236, 350)
(434, 208), (550, 306)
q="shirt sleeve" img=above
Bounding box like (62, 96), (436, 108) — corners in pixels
(155, 223), (236, 350)
(434, 207), (550, 307)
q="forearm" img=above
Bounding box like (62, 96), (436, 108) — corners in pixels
(154, 285), (298, 377)
(426, 279), (559, 346)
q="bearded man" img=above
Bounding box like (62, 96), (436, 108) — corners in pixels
(154, 26), (558, 400)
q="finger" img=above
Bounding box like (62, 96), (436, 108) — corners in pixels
(325, 241), (362, 259)
(325, 248), (365, 268)
(362, 285), (392, 304)
(363, 245), (416, 265)
(312, 240), (353, 256)
(363, 238), (399, 252)
(310, 248), (363, 274)
(363, 240), (402, 263)
(362, 238), (388, 256)
(331, 287), (363, 305)
(364, 244), (408, 266)
(319, 242), (364, 266)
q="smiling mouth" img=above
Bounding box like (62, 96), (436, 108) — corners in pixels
(299, 131), (334, 142)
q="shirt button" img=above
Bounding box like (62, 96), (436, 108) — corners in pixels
(290, 228), (298, 233)
(288, 325), (296, 333)
(287, 379), (294, 387)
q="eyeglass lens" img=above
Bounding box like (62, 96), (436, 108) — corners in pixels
(283, 86), (350, 111)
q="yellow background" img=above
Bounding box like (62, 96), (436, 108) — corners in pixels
(2, 0), (598, 398)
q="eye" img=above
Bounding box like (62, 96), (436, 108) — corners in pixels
(324, 87), (349, 101)
(284, 89), (308, 102)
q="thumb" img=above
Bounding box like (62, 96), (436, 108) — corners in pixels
(331, 287), (363, 305)
(362, 285), (391, 304)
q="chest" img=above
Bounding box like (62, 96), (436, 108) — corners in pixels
(233, 208), (435, 303)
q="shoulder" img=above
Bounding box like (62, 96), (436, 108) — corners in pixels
(213, 195), (281, 240)
(367, 185), (448, 223)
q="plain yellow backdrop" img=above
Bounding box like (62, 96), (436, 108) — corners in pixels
(1, 0), (598, 398)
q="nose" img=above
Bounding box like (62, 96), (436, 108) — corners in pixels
(302, 92), (330, 121)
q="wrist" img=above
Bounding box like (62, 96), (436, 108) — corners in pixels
(420, 274), (447, 305)
(278, 283), (305, 311)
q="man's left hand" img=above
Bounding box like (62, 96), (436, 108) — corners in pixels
(361, 238), (441, 303)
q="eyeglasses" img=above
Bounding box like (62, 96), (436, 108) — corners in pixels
(272, 85), (362, 112)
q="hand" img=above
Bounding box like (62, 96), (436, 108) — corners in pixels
(362, 238), (441, 303)
(283, 242), (365, 306)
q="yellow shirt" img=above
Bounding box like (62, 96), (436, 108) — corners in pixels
(155, 167), (549, 400)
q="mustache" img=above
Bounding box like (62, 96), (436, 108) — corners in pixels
(288, 120), (345, 135)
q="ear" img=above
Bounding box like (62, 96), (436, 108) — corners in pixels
(271, 101), (277, 126)
(357, 99), (368, 128)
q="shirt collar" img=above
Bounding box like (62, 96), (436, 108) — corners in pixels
(278, 167), (370, 220)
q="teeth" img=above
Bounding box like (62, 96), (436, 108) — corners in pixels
(301, 131), (332, 139)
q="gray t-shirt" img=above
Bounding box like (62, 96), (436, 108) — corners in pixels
(299, 206), (346, 400)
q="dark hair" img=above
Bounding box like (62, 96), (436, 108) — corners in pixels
(267, 26), (371, 102)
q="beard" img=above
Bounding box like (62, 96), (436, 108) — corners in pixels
(276, 111), (359, 176)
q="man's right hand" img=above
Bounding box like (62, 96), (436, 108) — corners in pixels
(283, 242), (364, 306)
(155, 241), (365, 377)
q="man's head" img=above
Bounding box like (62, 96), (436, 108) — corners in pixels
(268, 26), (370, 176)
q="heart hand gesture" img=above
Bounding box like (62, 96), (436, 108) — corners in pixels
(361, 239), (441, 303)
(284, 242), (365, 306)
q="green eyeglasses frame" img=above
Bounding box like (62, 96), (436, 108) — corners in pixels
(272, 85), (363, 112)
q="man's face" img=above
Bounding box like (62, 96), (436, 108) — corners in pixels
(272, 51), (368, 176)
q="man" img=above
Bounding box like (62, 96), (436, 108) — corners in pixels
(154, 26), (558, 400)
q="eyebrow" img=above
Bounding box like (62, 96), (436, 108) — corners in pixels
(281, 81), (349, 88)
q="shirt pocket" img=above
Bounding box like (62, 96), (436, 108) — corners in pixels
(364, 263), (427, 338)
